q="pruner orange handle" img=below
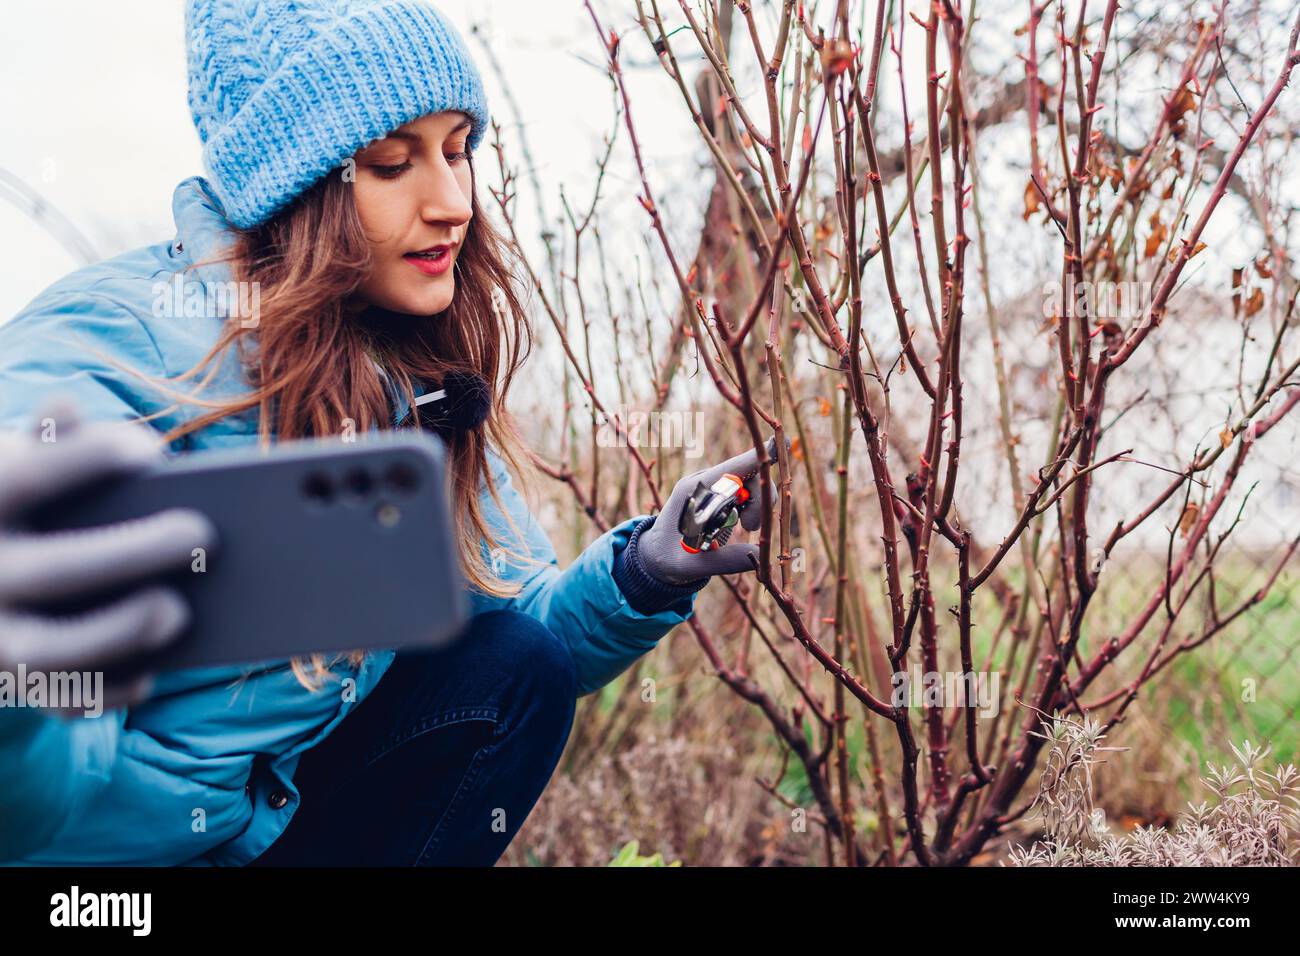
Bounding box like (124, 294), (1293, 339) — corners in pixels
(722, 473), (751, 505)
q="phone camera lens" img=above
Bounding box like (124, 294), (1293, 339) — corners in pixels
(302, 472), (334, 505)
(384, 462), (421, 495)
(343, 468), (373, 499)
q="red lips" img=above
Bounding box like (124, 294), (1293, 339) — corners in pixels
(403, 244), (454, 277)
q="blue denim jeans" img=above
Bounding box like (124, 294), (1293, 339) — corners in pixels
(249, 609), (577, 866)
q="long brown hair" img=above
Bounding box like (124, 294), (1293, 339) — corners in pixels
(155, 157), (536, 689)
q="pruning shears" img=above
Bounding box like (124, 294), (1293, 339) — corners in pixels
(678, 472), (752, 553)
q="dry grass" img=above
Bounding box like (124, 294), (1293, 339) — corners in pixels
(1006, 718), (1299, 866)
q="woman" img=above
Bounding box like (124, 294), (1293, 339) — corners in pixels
(0, 0), (767, 866)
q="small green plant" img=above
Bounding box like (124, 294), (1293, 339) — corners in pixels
(607, 840), (681, 867)
(1006, 716), (1300, 866)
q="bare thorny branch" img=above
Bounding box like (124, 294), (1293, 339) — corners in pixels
(489, 0), (1300, 866)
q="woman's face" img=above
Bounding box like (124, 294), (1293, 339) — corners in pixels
(351, 110), (474, 316)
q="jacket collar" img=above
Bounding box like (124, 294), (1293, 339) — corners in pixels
(171, 176), (239, 285)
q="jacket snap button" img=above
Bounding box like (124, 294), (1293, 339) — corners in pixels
(268, 790), (289, 810)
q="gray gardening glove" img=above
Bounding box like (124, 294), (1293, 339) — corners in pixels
(0, 406), (216, 711)
(634, 436), (785, 586)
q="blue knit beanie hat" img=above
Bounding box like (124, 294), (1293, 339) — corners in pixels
(186, 0), (490, 229)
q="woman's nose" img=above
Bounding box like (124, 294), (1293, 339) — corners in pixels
(418, 162), (472, 227)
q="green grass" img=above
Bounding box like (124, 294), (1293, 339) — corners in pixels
(954, 551), (1300, 763)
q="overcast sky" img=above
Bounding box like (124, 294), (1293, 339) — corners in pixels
(3, 1), (1288, 315)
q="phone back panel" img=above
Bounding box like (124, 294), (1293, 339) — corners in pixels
(31, 433), (467, 672)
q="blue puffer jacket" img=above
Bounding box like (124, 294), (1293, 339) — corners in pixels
(0, 176), (695, 866)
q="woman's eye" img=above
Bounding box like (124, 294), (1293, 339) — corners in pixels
(372, 162), (412, 179)
(446, 150), (470, 164)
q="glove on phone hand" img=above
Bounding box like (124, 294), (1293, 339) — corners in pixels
(0, 406), (215, 710)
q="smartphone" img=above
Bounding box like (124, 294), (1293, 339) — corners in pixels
(26, 431), (467, 672)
